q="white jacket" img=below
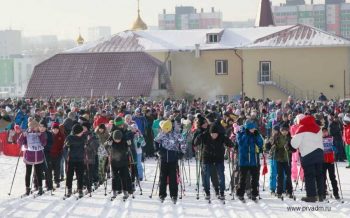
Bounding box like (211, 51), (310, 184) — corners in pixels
(291, 130), (324, 157)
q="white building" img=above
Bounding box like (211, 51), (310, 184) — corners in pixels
(13, 57), (38, 97)
(88, 26), (111, 42)
(0, 30), (22, 58)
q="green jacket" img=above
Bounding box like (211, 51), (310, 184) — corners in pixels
(269, 134), (295, 162)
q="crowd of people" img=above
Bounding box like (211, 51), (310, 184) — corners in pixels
(0, 94), (349, 203)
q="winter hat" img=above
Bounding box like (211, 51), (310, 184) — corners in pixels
(343, 114), (350, 124)
(280, 124), (289, 132)
(245, 120), (257, 130)
(39, 120), (48, 128)
(52, 122), (60, 129)
(209, 124), (220, 134)
(273, 125), (280, 132)
(72, 124), (84, 135)
(82, 121), (91, 130)
(197, 116), (206, 127)
(112, 130), (123, 141)
(28, 120), (40, 130)
(135, 108), (141, 114)
(98, 123), (106, 130)
(160, 120), (172, 133)
(5, 106), (11, 113)
(114, 116), (124, 126)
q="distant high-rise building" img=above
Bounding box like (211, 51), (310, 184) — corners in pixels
(273, 1), (350, 38)
(286, 0), (305, 6)
(0, 30), (22, 58)
(325, 0), (345, 4)
(88, 26), (111, 42)
(158, 6), (222, 30)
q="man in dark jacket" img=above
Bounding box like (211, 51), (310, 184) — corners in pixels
(106, 130), (132, 200)
(64, 124), (86, 198)
(194, 124), (233, 200)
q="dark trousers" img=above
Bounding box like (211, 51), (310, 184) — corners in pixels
(25, 164), (43, 188)
(84, 164), (94, 192)
(93, 155), (99, 183)
(202, 162), (225, 194)
(66, 161), (84, 190)
(111, 165), (132, 193)
(44, 155), (53, 190)
(236, 166), (259, 198)
(334, 138), (346, 161)
(323, 163), (339, 196)
(277, 161), (293, 195)
(201, 164), (219, 192)
(159, 161), (178, 198)
(302, 162), (324, 197)
(51, 155), (62, 184)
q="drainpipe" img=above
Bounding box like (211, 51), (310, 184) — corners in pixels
(234, 49), (244, 107)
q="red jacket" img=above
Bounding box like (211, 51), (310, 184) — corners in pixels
(93, 116), (109, 129)
(343, 124), (350, 145)
(50, 132), (65, 158)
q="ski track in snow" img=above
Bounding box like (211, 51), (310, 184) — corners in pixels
(0, 156), (349, 218)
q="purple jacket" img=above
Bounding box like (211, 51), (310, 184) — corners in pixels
(18, 131), (47, 165)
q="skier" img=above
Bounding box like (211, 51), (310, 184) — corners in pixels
(322, 127), (340, 199)
(194, 123), (234, 201)
(291, 115), (324, 202)
(64, 124), (86, 198)
(154, 119), (185, 203)
(106, 130), (133, 200)
(236, 120), (263, 202)
(18, 120), (47, 196)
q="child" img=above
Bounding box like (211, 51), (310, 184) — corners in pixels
(131, 124), (146, 181)
(265, 125), (280, 195)
(95, 124), (109, 185)
(107, 130), (132, 200)
(322, 127), (340, 199)
(154, 120), (185, 203)
(269, 125), (295, 199)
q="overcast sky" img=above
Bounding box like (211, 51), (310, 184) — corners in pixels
(0, 0), (325, 39)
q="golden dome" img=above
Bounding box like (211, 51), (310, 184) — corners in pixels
(76, 33), (84, 45)
(131, 0), (147, 31)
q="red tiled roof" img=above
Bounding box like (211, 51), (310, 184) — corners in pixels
(25, 52), (163, 98)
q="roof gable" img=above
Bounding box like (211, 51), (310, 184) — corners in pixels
(245, 24), (350, 48)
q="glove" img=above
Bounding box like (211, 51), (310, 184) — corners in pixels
(127, 140), (132, 146)
(255, 145), (260, 153)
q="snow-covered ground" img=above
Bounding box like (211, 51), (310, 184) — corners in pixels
(0, 155), (349, 218)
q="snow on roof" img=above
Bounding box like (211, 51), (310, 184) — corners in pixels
(65, 24), (350, 53)
(244, 24), (350, 49)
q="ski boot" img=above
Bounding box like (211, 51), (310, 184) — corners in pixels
(78, 189), (84, 198)
(37, 187), (44, 196)
(24, 187), (31, 196)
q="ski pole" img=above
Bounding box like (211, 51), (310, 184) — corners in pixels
(149, 158), (160, 198)
(178, 162), (183, 199)
(128, 148), (143, 195)
(8, 149), (21, 196)
(188, 158), (191, 186)
(334, 160), (344, 203)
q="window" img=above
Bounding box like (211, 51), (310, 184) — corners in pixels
(259, 61), (271, 82)
(207, 34), (219, 43)
(215, 60), (228, 75)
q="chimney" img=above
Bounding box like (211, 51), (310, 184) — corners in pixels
(195, 44), (200, 58)
(201, 8), (204, 13)
(255, 0), (275, 27)
(163, 9), (166, 14)
(212, 7), (215, 13)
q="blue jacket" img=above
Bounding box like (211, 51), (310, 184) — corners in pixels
(236, 129), (263, 167)
(133, 115), (148, 135)
(15, 110), (29, 130)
